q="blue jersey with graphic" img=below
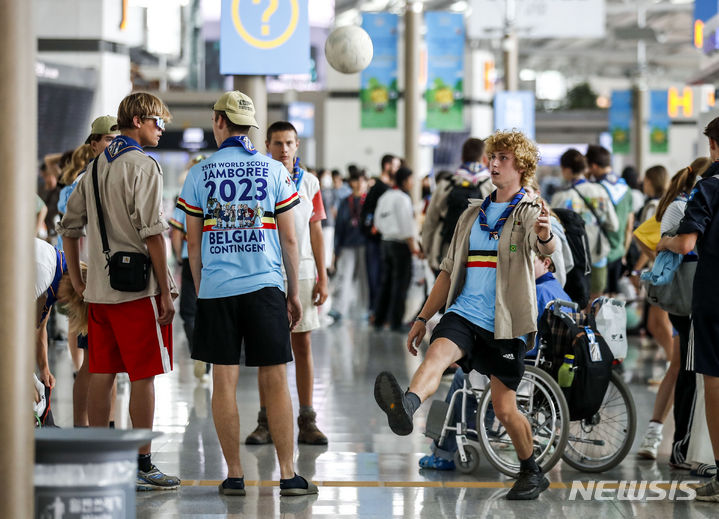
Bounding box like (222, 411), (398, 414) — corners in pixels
(177, 136), (299, 298)
(447, 202), (509, 331)
(168, 206), (188, 259)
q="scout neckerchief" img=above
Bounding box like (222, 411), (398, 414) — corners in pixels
(348, 193), (366, 227)
(104, 135), (144, 163)
(219, 135), (257, 154)
(40, 248), (67, 324)
(478, 188), (525, 240)
(292, 157), (305, 191)
(600, 173), (628, 206)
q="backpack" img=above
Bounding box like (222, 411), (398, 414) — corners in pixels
(440, 177), (489, 247)
(564, 323), (614, 421)
(552, 208), (592, 309)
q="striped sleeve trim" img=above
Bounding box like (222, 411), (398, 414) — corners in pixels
(275, 192), (300, 214)
(177, 198), (203, 217)
(168, 218), (184, 231)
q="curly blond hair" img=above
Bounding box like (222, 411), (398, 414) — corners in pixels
(485, 130), (540, 187)
(56, 263), (88, 335)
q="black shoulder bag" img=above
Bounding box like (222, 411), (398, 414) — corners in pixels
(91, 158), (150, 292)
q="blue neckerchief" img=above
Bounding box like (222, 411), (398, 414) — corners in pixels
(292, 157), (304, 191)
(478, 188), (525, 240)
(460, 162), (486, 175)
(219, 135), (257, 154)
(40, 248), (67, 324)
(572, 178), (587, 187)
(104, 135), (144, 163)
(600, 174), (629, 205)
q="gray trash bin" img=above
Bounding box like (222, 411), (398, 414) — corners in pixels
(35, 428), (161, 519)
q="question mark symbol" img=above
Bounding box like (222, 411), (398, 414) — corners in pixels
(253, 0), (279, 36)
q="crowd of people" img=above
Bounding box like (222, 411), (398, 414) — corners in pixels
(30, 88), (719, 503)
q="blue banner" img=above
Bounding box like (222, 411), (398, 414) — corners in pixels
(425, 12), (465, 130)
(360, 13), (399, 128)
(609, 91), (632, 154)
(494, 91), (535, 140)
(220, 0), (310, 75)
(649, 90), (669, 153)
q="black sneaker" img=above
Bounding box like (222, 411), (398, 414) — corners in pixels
(506, 469), (549, 500)
(374, 372), (413, 436)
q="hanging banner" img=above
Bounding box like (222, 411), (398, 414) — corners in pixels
(360, 13), (398, 128)
(609, 91), (632, 154)
(649, 90), (669, 153)
(220, 0), (310, 75)
(425, 12), (465, 131)
(494, 91), (535, 140)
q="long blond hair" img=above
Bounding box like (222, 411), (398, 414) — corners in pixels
(655, 157), (711, 222)
(60, 144), (94, 186)
(56, 263), (88, 335)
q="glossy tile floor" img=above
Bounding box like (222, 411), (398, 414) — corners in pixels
(46, 306), (719, 518)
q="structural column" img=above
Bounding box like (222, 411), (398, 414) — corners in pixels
(234, 75), (268, 149)
(0, 1), (37, 517)
(404, 2), (421, 182)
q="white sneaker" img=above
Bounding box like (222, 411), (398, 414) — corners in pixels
(637, 427), (662, 460)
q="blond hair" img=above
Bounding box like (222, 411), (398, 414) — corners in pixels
(117, 92), (172, 130)
(56, 263), (88, 335)
(60, 144), (94, 186)
(485, 130), (540, 187)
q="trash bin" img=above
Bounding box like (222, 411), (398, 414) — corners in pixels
(35, 428), (160, 519)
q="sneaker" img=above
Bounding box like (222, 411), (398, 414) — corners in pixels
(695, 476), (719, 502)
(637, 428), (662, 460)
(374, 371), (413, 436)
(506, 469), (549, 500)
(136, 465), (180, 491)
(245, 410), (273, 445)
(218, 478), (246, 496)
(419, 454), (455, 471)
(691, 463), (718, 478)
(279, 474), (319, 496)
(297, 409), (328, 445)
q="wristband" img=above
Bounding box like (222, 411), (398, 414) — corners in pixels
(537, 231), (554, 244)
(414, 316), (428, 325)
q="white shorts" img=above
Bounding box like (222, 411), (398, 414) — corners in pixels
(291, 278), (320, 333)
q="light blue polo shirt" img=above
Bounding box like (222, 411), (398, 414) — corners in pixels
(177, 136), (299, 299)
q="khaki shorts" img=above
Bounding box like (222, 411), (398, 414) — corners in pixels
(291, 278), (320, 333)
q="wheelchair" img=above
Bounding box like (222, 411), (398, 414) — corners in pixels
(424, 299), (637, 476)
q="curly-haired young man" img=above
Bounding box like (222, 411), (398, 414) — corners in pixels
(374, 130), (556, 500)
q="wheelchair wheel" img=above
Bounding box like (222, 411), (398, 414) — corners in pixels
(454, 443), (480, 474)
(477, 365), (569, 477)
(562, 370), (637, 472)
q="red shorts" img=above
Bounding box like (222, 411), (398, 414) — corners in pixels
(88, 296), (173, 381)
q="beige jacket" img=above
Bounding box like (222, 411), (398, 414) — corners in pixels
(423, 174), (493, 270)
(57, 146), (177, 304)
(439, 195), (543, 349)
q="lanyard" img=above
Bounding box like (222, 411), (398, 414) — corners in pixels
(292, 157), (304, 191)
(478, 188), (525, 240)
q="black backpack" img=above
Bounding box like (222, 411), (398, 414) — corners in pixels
(440, 177), (489, 247)
(552, 208), (592, 309)
(563, 323), (614, 421)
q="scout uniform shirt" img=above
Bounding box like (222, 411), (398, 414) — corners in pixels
(177, 136), (299, 299)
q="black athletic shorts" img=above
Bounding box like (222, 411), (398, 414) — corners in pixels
(192, 287), (293, 366)
(77, 334), (88, 350)
(430, 311), (526, 391)
(606, 258), (624, 295)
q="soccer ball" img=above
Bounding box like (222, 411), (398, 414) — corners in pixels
(324, 25), (373, 74)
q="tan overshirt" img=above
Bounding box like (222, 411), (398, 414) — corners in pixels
(57, 147), (177, 304)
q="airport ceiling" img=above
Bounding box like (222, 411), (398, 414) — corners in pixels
(334, 0), (708, 84)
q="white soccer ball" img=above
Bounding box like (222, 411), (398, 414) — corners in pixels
(324, 25), (374, 74)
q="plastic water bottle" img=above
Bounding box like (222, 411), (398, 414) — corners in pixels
(558, 354), (575, 388)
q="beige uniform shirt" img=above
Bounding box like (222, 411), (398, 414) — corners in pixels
(57, 144), (176, 304)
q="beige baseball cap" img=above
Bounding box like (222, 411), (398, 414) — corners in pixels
(90, 115), (119, 136)
(213, 91), (259, 128)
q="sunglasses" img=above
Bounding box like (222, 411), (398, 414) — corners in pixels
(143, 115), (166, 131)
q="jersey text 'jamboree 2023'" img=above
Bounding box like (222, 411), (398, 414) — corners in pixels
(177, 136), (299, 299)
